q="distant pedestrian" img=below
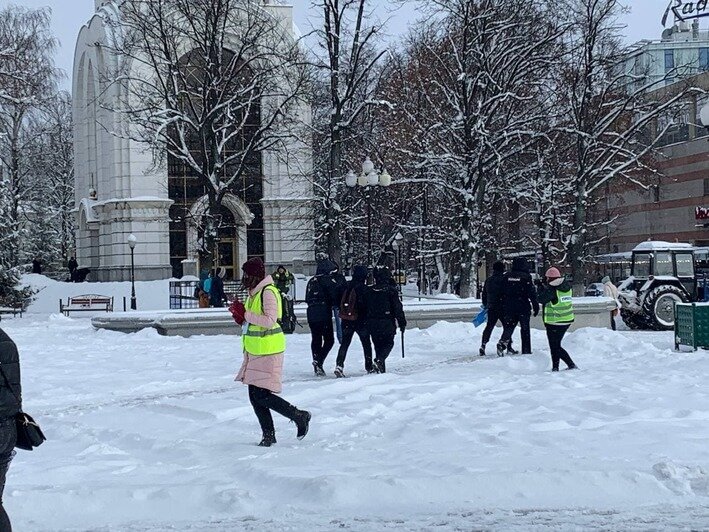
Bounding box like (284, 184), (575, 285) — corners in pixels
(0, 328), (23, 530)
(210, 267), (227, 307)
(363, 267), (406, 374)
(67, 256), (78, 281)
(32, 257), (42, 275)
(229, 257), (311, 447)
(497, 257), (539, 356)
(538, 267), (577, 372)
(273, 265), (295, 295)
(334, 265), (373, 377)
(306, 259), (340, 376)
(479, 261), (515, 356)
(602, 276), (620, 331)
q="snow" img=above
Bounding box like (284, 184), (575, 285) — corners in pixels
(633, 241), (694, 252)
(1, 315), (709, 530)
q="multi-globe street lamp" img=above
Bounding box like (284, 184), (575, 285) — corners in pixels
(127, 234), (137, 310)
(345, 157), (392, 267)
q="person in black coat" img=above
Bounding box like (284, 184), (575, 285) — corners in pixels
(479, 261), (514, 356)
(67, 257), (78, 282)
(0, 328), (22, 531)
(334, 265), (373, 376)
(209, 267), (227, 307)
(306, 259), (341, 376)
(362, 267), (406, 373)
(31, 257), (42, 275)
(497, 257), (539, 356)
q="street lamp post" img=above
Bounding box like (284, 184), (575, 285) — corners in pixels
(127, 234), (137, 310)
(393, 232), (404, 296)
(345, 157), (392, 267)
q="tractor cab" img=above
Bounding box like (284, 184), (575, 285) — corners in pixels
(619, 242), (697, 330)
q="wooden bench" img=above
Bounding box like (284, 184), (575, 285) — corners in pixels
(60, 294), (114, 316)
(0, 306), (23, 319)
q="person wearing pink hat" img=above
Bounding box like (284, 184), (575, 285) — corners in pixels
(538, 267), (577, 371)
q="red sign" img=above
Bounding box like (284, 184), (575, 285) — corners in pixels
(696, 206), (709, 220)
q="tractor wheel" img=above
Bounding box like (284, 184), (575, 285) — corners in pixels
(621, 308), (649, 330)
(641, 285), (690, 331)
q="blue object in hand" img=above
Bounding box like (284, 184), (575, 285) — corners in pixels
(472, 307), (488, 328)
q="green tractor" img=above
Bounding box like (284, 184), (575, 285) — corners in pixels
(618, 242), (708, 331)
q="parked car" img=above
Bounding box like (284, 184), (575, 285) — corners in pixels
(585, 283), (604, 297)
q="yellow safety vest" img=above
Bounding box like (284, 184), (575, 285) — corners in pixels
(544, 288), (575, 325)
(243, 285), (286, 356)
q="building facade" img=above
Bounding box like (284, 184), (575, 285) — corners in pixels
(72, 0), (314, 281)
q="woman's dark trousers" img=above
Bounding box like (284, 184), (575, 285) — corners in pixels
(545, 324), (575, 370)
(248, 385), (298, 435)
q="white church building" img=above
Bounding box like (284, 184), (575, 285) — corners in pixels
(72, 0), (314, 281)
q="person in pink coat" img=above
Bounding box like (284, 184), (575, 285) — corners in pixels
(229, 257), (311, 447)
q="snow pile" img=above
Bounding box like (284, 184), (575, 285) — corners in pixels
(1, 317), (709, 530)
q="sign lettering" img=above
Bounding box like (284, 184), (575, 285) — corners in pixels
(663, 0), (709, 26)
(695, 206), (709, 220)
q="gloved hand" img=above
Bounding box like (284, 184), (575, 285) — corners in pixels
(229, 300), (246, 325)
(398, 319), (407, 332)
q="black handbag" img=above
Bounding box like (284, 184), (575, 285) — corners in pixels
(0, 366), (45, 451)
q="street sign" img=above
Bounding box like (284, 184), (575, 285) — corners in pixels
(663, 0), (709, 26)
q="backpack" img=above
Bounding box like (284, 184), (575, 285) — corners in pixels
(261, 285), (297, 334)
(367, 288), (393, 320)
(339, 286), (359, 321)
(306, 276), (328, 307)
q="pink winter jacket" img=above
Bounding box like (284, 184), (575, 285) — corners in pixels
(235, 276), (285, 393)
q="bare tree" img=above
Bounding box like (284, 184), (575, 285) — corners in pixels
(0, 5), (58, 268)
(105, 0), (309, 268)
(556, 0), (700, 293)
(308, 0), (391, 264)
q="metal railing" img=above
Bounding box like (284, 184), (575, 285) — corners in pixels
(169, 280), (249, 309)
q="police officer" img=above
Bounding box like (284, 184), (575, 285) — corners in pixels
(497, 257), (539, 356)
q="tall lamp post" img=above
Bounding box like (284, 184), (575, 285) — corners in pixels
(345, 157), (392, 267)
(127, 234), (137, 310)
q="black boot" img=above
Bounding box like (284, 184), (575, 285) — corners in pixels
(258, 431), (276, 447)
(292, 410), (311, 440)
(507, 346), (519, 355)
(312, 361), (325, 377)
(479, 344), (486, 356)
(496, 342), (505, 357)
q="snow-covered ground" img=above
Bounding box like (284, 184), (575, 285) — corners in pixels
(1, 314), (708, 530)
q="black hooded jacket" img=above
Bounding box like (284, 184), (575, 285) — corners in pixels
(482, 271), (505, 311)
(306, 259), (342, 323)
(340, 265), (369, 323)
(0, 328), (22, 418)
(363, 268), (406, 336)
(501, 258), (539, 317)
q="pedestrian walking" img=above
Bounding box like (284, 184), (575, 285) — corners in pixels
(538, 267), (577, 372)
(497, 257), (539, 356)
(330, 263), (347, 344)
(334, 265), (373, 377)
(479, 261), (515, 356)
(31, 257), (42, 275)
(602, 276), (620, 331)
(229, 257), (311, 447)
(0, 328), (23, 530)
(306, 259), (340, 376)
(363, 267), (406, 373)
(210, 267), (227, 307)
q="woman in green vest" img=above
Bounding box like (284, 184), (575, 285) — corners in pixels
(538, 267), (577, 372)
(229, 257), (311, 447)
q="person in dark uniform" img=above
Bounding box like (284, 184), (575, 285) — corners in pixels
(31, 257), (42, 274)
(334, 265), (373, 376)
(0, 328), (22, 531)
(497, 257), (539, 356)
(306, 259), (341, 376)
(209, 267), (227, 307)
(480, 261), (514, 356)
(363, 267), (406, 373)
(67, 257), (78, 282)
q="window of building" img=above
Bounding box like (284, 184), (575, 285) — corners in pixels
(665, 49), (675, 73)
(653, 185), (660, 203)
(701, 48), (709, 71)
(704, 178), (709, 196)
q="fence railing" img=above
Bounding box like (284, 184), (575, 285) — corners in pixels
(169, 280), (250, 310)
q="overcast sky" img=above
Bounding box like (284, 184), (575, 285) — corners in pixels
(0, 0), (691, 90)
